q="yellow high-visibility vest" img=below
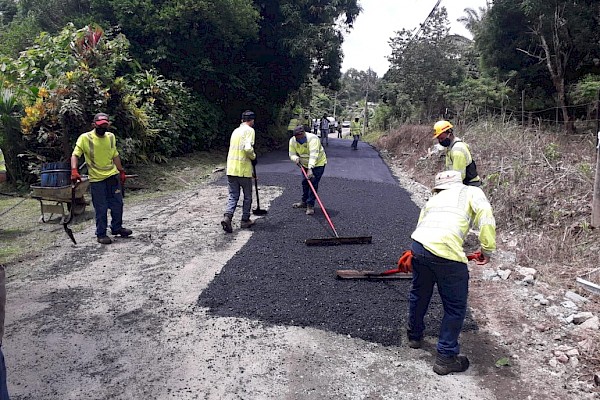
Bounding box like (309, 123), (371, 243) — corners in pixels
(411, 185), (496, 263)
(226, 123), (256, 178)
(72, 130), (119, 182)
(0, 149), (5, 173)
(287, 118), (300, 131)
(288, 132), (327, 169)
(350, 120), (361, 135)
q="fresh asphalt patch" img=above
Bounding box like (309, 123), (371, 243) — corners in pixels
(199, 176), (478, 346)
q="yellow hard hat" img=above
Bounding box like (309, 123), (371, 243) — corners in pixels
(433, 120), (453, 138)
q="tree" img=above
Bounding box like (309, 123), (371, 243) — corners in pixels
(478, 0), (600, 133)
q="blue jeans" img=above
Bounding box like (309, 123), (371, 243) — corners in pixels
(408, 241), (469, 357)
(301, 166), (325, 207)
(90, 175), (123, 237)
(320, 129), (329, 145)
(0, 347), (9, 400)
(351, 135), (360, 149)
(225, 176), (253, 221)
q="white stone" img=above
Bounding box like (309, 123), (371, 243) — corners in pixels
(566, 349), (580, 357)
(549, 358), (558, 368)
(497, 269), (511, 280)
(482, 269), (498, 280)
(578, 316), (599, 330)
(569, 356), (580, 368)
(516, 266), (537, 277)
(572, 312), (594, 325)
(522, 275), (535, 285)
(564, 291), (589, 304)
(561, 300), (578, 310)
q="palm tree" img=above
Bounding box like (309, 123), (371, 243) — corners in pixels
(457, 5), (491, 38)
(0, 87), (24, 181)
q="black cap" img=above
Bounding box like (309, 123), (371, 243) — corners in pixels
(241, 110), (255, 121)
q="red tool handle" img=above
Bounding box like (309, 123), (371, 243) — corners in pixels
(300, 165), (339, 238)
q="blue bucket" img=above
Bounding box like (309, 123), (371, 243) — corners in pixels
(41, 162), (71, 187)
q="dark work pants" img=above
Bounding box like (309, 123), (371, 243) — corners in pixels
(0, 347), (9, 400)
(90, 175), (124, 237)
(301, 165), (325, 207)
(408, 241), (469, 357)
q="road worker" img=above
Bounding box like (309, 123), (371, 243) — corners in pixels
(433, 120), (481, 186)
(319, 113), (330, 146)
(0, 148), (6, 183)
(287, 113), (300, 137)
(221, 110), (257, 233)
(288, 125), (327, 215)
(406, 170), (496, 375)
(350, 117), (361, 150)
(71, 113), (132, 244)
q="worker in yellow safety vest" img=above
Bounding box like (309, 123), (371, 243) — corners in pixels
(71, 113), (132, 244)
(406, 170), (495, 375)
(287, 113), (300, 137)
(221, 110), (258, 233)
(350, 117), (361, 150)
(433, 120), (481, 186)
(0, 148), (6, 183)
(288, 125), (327, 215)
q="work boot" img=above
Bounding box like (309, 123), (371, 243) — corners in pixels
(111, 227), (132, 237)
(241, 219), (255, 229)
(408, 338), (423, 349)
(221, 214), (233, 233)
(306, 205), (315, 215)
(292, 202), (307, 209)
(97, 236), (112, 245)
(433, 354), (470, 375)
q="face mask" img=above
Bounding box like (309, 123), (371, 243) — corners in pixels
(296, 136), (306, 144)
(95, 127), (107, 136)
(439, 137), (452, 147)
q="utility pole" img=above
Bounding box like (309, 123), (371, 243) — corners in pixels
(332, 91), (338, 120)
(363, 69), (370, 136)
(592, 89), (600, 227)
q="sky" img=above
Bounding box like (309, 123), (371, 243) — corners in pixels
(341, 0), (490, 77)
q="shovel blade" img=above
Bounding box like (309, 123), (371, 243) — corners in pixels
(252, 208), (268, 216)
(305, 236), (372, 246)
(336, 270), (413, 280)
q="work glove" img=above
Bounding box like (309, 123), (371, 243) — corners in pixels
(251, 157), (257, 167)
(119, 170), (127, 185)
(396, 250), (413, 273)
(466, 250), (489, 265)
(71, 168), (81, 184)
(306, 168), (314, 180)
(295, 158), (302, 167)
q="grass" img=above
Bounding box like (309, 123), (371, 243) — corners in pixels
(0, 150), (227, 265)
(366, 119), (600, 293)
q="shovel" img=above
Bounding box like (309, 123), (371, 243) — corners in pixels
(299, 165), (371, 246)
(252, 164), (268, 216)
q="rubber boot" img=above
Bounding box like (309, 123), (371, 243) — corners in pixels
(306, 205), (315, 215)
(292, 202), (307, 209)
(111, 227), (132, 237)
(97, 236), (112, 244)
(433, 354), (470, 375)
(221, 214), (233, 233)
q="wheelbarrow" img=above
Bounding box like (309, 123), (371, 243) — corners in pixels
(30, 176), (90, 223)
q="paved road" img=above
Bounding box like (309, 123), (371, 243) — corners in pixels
(200, 137), (477, 346)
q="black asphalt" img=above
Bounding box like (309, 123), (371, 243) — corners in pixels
(198, 137), (477, 346)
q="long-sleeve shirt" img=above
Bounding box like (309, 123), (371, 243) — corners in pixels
(288, 132), (327, 169)
(411, 184), (496, 263)
(226, 123), (256, 178)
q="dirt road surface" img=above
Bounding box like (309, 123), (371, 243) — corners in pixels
(4, 139), (549, 399)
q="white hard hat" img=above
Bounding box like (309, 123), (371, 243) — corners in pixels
(432, 170), (463, 192)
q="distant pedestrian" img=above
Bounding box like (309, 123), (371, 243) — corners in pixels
(319, 113), (330, 146)
(288, 126), (327, 215)
(302, 114), (311, 133)
(337, 120), (342, 138)
(0, 264), (9, 400)
(350, 117), (361, 150)
(406, 170), (496, 375)
(433, 120), (481, 186)
(221, 110), (257, 233)
(71, 113), (132, 244)
(312, 119), (319, 135)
